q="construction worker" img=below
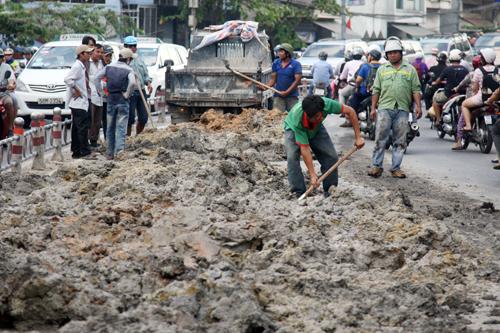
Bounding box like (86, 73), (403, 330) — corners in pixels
(284, 95), (365, 198)
(123, 35), (152, 135)
(368, 36), (422, 179)
(267, 43), (302, 112)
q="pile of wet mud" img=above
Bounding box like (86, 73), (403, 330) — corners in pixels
(0, 109), (499, 333)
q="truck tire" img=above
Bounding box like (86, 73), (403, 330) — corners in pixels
(170, 105), (190, 125)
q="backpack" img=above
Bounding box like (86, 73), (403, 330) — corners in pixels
(480, 66), (500, 100)
(365, 64), (379, 94)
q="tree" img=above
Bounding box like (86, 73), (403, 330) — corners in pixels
(0, 1), (136, 47)
(162, 0), (340, 48)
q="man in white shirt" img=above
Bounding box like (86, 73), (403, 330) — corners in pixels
(64, 44), (93, 159)
(88, 44), (104, 148)
(338, 47), (364, 105)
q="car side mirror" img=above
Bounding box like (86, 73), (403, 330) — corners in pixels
(19, 62), (26, 69)
(164, 59), (174, 68)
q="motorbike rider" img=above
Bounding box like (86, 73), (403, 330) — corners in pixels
(348, 49), (381, 112)
(412, 52), (429, 94)
(461, 48), (498, 132)
(459, 51), (473, 72)
(339, 47), (364, 105)
(309, 51), (333, 97)
(451, 55), (482, 150)
(425, 48), (439, 68)
(425, 51), (448, 110)
(3, 48), (20, 76)
(485, 88), (500, 169)
(431, 49), (469, 126)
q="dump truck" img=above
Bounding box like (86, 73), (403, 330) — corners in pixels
(164, 27), (273, 124)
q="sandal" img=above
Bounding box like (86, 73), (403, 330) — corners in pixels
(494, 164), (500, 170)
(492, 159), (499, 164)
(451, 144), (464, 151)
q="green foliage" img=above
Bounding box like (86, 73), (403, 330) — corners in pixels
(0, 1), (136, 46)
(162, 0), (340, 48)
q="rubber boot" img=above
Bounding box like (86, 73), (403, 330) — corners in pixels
(136, 122), (145, 135)
(127, 125), (132, 136)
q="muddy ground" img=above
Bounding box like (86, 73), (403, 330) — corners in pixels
(0, 109), (499, 333)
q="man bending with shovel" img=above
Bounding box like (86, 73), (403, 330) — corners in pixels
(285, 95), (365, 198)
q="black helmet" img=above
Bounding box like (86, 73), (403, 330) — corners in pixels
(318, 51), (328, 60)
(351, 47), (364, 60)
(368, 49), (381, 61)
(437, 51), (448, 63)
(103, 45), (114, 55)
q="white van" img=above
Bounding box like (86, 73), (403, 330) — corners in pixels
(15, 35), (119, 118)
(135, 37), (187, 104)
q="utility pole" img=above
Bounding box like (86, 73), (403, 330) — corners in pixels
(188, 0), (198, 32)
(340, 0), (346, 40)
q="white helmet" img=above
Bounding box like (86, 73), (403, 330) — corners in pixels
(449, 49), (462, 62)
(415, 52), (424, 59)
(368, 44), (382, 53)
(479, 48), (496, 64)
(384, 37), (403, 53)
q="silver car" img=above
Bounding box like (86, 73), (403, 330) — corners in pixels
(298, 39), (368, 81)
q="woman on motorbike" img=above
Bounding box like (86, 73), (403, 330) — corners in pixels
(451, 55), (482, 150)
(461, 48), (497, 132)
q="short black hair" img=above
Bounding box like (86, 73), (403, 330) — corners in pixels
(82, 36), (96, 45)
(302, 95), (324, 118)
(94, 43), (103, 50)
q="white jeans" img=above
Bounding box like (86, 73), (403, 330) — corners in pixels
(339, 85), (355, 105)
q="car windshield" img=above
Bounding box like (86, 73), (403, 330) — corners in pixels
(303, 44), (345, 58)
(137, 47), (158, 66)
(421, 41), (448, 55)
(28, 46), (75, 69)
(476, 35), (500, 48)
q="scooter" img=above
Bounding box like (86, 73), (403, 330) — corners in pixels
(357, 96), (376, 140)
(385, 111), (420, 154)
(461, 103), (499, 154)
(436, 92), (465, 140)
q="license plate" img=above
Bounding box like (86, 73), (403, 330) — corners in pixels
(314, 88), (325, 95)
(38, 98), (63, 105)
(484, 115), (492, 125)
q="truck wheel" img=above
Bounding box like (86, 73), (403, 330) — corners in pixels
(170, 106), (190, 125)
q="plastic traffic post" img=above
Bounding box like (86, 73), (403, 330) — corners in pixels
(31, 112), (46, 170)
(11, 117), (25, 175)
(51, 107), (63, 162)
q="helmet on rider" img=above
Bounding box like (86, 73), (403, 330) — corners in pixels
(415, 52), (424, 60)
(431, 48), (439, 56)
(344, 49), (353, 61)
(318, 51), (328, 60)
(384, 36), (403, 54)
(437, 51), (448, 63)
(479, 48), (496, 65)
(368, 49), (382, 61)
(351, 47), (364, 60)
(3, 48), (14, 56)
(368, 44), (382, 53)
(279, 43), (294, 57)
(449, 49), (462, 62)
(472, 55), (482, 69)
(123, 36), (138, 46)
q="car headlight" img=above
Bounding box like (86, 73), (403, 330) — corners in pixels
(15, 79), (29, 92)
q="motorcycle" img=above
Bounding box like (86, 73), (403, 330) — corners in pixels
(357, 96), (376, 140)
(461, 102), (499, 154)
(385, 111), (420, 153)
(436, 92), (465, 140)
(310, 81), (331, 97)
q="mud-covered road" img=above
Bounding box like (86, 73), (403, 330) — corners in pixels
(0, 109), (499, 333)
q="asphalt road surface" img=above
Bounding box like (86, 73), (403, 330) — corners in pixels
(324, 113), (500, 206)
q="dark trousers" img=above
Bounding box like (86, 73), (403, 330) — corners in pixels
(493, 117), (500, 157)
(70, 107), (90, 157)
(285, 125), (339, 195)
(128, 90), (148, 126)
(348, 92), (370, 112)
(102, 102), (107, 139)
(89, 103), (103, 143)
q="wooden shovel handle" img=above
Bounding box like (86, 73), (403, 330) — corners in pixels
(298, 146), (358, 201)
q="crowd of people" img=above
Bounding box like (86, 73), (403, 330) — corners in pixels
(269, 37), (499, 197)
(63, 35), (152, 160)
